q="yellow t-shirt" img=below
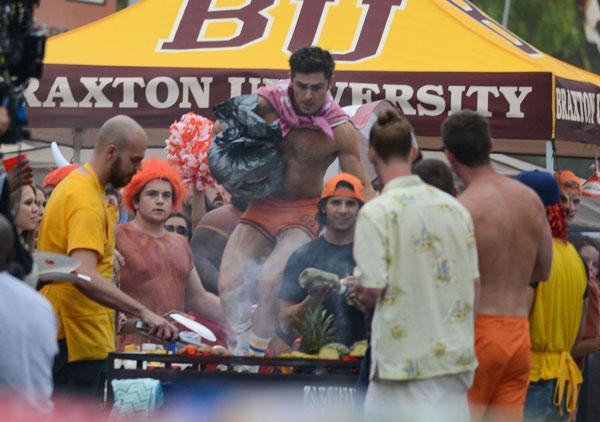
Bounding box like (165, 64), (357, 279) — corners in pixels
(38, 163), (116, 362)
(529, 239), (587, 414)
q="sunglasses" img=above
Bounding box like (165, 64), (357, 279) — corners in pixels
(165, 224), (189, 237)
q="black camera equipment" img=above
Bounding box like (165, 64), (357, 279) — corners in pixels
(1, 0), (46, 144)
(0, 0), (44, 278)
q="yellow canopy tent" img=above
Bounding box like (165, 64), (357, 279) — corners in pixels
(25, 0), (600, 157)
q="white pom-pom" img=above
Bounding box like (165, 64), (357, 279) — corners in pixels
(164, 113), (215, 192)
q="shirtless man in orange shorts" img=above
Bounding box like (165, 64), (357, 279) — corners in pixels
(216, 47), (373, 356)
(443, 110), (553, 421)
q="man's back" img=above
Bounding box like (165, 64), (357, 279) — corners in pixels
(459, 173), (550, 317)
(0, 272), (57, 412)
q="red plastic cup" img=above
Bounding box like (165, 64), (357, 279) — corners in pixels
(2, 154), (27, 171)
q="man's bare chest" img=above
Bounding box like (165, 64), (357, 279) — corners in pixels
(280, 128), (337, 163)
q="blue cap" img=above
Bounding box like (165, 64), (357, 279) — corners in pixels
(516, 170), (560, 207)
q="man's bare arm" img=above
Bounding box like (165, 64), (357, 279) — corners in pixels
(212, 120), (222, 137)
(572, 297), (589, 357)
(71, 249), (178, 340)
(279, 299), (302, 334)
(335, 122), (376, 199)
(185, 266), (225, 322)
(190, 190), (206, 229)
(279, 285), (335, 333)
(473, 277), (481, 315)
(532, 202), (553, 283)
(572, 337), (600, 357)
(0, 107), (10, 135)
(355, 286), (383, 310)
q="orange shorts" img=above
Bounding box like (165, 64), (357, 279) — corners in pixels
(468, 315), (532, 422)
(240, 196), (320, 241)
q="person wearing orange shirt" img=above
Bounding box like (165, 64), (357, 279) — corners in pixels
(114, 159), (224, 351)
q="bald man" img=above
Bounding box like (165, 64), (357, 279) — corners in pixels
(38, 115), (178, 398)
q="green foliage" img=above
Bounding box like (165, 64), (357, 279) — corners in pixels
(472, 0), (600, 73)
(294, 304), (335, 355)
(116, 0), (129, 12)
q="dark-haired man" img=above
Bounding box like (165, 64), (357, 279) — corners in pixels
(165, 212), (192, 241)
(352, 109), (479, 419)
(413, 158), (457, 196)
(278, 173), (367, 347)
(442, 110), (553, 420)
(217, 46), (373, 356)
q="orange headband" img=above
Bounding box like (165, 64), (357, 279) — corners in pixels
(554, 170), (582, 196)
(122, 158), (187, 213)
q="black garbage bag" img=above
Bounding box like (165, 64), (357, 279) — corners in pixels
(208, 95), (283, 200)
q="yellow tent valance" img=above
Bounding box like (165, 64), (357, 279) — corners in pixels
(27, 0), (600, 146)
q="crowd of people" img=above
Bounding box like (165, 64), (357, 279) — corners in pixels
(0, 46), (599, 421)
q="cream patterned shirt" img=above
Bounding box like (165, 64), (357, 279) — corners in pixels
(354, 176), (478, 381)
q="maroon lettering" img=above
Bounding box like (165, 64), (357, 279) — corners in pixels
(160, 0), (275, 50)
(286, 0), (405, 62)
(286, 0), (336, 53)
(445, 0), (539, 56)
(331, 0), (406, 62)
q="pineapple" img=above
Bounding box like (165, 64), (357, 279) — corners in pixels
(294, 304), (335, 355)
(350, 340), (368, 357)
(320, 342), (350, 357)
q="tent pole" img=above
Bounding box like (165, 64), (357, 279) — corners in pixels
(502, 0), (512, 27)
(73, 128), (85, 164)
(545, 140), (554, 172)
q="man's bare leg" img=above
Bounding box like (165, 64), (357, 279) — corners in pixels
(218, 223), (272, 354)
(250, 228), (312, 356)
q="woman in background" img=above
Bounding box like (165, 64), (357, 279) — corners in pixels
(572, 237), (600, 422)
(11, 184), (40, 251)
(34, 184), (46, 223)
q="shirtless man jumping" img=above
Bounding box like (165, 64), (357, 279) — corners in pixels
(217, 47), (373, 356)
(442, 110), (553, 421)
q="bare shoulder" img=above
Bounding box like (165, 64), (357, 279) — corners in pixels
(256, 95), (277, 123)
(333, 121), (360, 152)
(460, 175), (545, 224)
(457, 186), (481, 217)
(212, 120), (222, 137)
(504, 176), (544, 208)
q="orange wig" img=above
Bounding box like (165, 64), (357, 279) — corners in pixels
(122, 158), (188, 213)
(43, 164), (80, 188)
